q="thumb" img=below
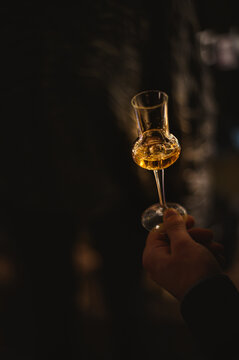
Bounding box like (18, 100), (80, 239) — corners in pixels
(163, 208), (192, 250)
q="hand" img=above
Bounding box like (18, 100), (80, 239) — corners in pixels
(187, 227), (225, 269)
(142, 208), (224, 300)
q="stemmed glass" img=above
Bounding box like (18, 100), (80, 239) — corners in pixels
(131, 90), (187, 231)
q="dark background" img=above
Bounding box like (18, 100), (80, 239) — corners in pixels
(0, 1), (239, 359)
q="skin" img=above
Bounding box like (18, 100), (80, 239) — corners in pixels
(142, 208), (225, 301)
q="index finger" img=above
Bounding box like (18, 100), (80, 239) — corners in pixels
(143, 229), (171, 271)
(145, 229), (170, 254)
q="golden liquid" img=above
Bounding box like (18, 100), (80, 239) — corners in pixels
(132, 129), (181, 170)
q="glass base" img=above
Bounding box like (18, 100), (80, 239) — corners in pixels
(141, 202), (187, 231)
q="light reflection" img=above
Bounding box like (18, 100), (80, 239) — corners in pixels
(73, 231), (107, 319)
(198, 28), (239, 69)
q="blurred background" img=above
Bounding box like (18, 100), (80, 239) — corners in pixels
(0, 1), (239, 359)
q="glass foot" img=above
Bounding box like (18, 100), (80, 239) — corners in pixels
(141, 202), (187, 231)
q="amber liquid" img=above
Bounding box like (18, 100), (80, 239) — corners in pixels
(132, 129), (181, 170)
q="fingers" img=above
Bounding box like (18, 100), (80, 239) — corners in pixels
(188, 227), (226, 268)
(145, 210), (226, 274)
(146, 228), (170, 249)
(143, 229), (170, 270)
(151, 214), (195, 235)
(188, 228), (224, 254)
(188, 228), (213, 244)
(147, 216), (196, 247)
(185, 215), (195, 229)
(163, 208), (192, 250)
(146, 210), (225, 267)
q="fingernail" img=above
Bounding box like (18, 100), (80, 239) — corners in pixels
(164, 208), (179, 219)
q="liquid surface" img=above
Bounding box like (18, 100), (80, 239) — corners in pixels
(132, 129), (181, 170)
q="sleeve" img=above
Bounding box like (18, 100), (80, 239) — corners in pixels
(180, 274), (239, 359)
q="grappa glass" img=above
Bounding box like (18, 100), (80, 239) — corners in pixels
(131, 90), (187, 231)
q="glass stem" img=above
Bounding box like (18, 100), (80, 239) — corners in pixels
(153, 169), (167, 208)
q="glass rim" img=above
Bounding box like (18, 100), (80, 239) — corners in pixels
(131, 90), (168, 110)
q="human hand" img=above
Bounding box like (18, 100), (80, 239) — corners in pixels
(142, 208), (224, 300)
